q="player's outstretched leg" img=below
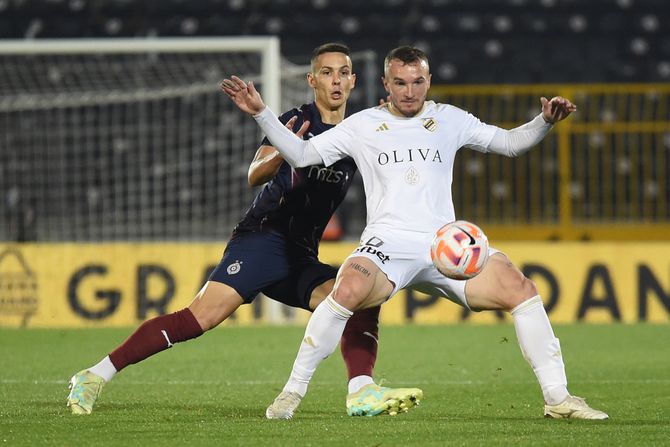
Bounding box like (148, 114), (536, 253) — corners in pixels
(467, 254), (607, 420)
(66, 307), (204, 414)
(346, 384), (423, 417)
(66, 370), (105, 415)
(341, 306), (423, 416)
(511, 296), (608, 420)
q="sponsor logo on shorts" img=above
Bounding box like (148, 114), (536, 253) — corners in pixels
(364, 237), (384, 247)
(354, 237), (390, 264)
(227, 261), (242, 275)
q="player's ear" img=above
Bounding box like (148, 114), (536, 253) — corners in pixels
(382, 76), (390, 93)
(307, 72), (316, 88)
(350, 73), (357, 88)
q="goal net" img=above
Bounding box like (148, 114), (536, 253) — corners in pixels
(0, 37), (286, 242)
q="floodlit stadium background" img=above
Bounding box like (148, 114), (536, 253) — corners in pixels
(1, 0), (669, 327)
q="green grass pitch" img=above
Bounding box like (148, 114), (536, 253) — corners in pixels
(1, 324), (668, 446)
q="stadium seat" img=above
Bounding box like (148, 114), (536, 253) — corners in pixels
(2, 0), (669, 242)
(2, 0), (667, 81)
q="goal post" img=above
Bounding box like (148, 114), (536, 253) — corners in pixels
(0, 37), (283, 242)
(0, 37), (281, 112)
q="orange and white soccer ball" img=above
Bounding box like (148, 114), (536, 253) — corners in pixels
(430, 220), (489, 280)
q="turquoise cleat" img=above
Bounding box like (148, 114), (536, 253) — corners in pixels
(66, 370), (105, 415)
(346, 383), (423, 417)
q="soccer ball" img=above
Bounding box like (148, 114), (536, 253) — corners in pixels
(430, 220), (489, 280)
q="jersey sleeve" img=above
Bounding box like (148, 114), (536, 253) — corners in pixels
(308, 115), (357, 167)
(260, 109), (299, 146)
(459, 110), (498, 153)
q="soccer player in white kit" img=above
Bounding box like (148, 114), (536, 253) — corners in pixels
(221, 46), (608, 420)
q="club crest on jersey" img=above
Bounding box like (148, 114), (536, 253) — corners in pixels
(227, 260), (242, 275)
(405, 166), (419, 185)
(422, 118), (437, 132)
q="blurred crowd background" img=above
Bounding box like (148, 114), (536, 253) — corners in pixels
(1, 0), (669, 242)
(1, 0), (669, 84)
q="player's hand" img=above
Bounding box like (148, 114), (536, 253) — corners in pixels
(220, 76), (266, 115)
(378, 95), (391, 106)
(284, 116), (310, 139)
(540, 96), (577, 124)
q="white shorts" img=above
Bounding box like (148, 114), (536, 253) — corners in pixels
(346, 228), (500, 310)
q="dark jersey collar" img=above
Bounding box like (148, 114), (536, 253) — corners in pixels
(302, 102), (335, 135)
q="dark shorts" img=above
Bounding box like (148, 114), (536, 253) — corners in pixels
(208, 231), (338, 311)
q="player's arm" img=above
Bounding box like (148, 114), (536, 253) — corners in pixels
(480, 96), (577, 157)
(221, 76), (323, 168)
(247, 146), (283, 186)
(248, 116), (309, 186)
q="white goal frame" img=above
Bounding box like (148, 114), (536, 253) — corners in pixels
(0, 36), (281, 112)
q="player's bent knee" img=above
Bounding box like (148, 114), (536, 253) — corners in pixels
(331, 278), (369, 311)
(189, 281), (244, 331)
(522, 276), (538, 297)
(501, 275), (538, 310)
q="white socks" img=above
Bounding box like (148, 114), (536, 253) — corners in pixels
(283, 296), (353, 397)
(348, 375), (375, 394)
(88, 355), (117, 382)
(511, 295), (569, 406)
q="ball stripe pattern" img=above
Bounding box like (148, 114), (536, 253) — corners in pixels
(430, 220), (489, 280)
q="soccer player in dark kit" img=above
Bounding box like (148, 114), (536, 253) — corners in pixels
(67, 43), (422, 419)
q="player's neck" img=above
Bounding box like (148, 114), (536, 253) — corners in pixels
(387, 101), (427, 118)
(315, 101), (346, 125)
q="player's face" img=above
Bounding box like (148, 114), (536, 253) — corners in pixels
(308, 52), (356, 111)
(383, 59), (431, 117)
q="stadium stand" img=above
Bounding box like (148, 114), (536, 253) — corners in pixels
(1, 0), (669, 242)
(0, 0), (667, 83)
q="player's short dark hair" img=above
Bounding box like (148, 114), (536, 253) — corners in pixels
(384, 46), (429, 73)
(310, 43), (351, 70)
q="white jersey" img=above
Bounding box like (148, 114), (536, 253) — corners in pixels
(310, 101), (497, 235)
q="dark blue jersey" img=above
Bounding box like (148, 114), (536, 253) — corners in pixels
(232, 102), (357, 256)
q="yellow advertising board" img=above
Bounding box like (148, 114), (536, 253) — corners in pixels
(0, 242), (669, 328)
